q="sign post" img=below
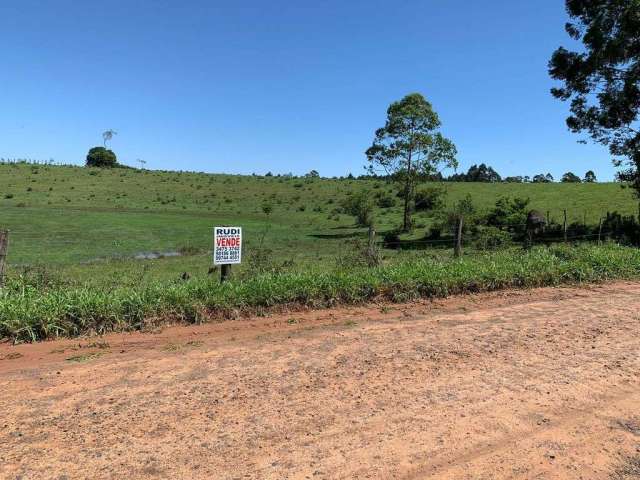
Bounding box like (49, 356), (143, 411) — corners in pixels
(214, 226), (242, 283)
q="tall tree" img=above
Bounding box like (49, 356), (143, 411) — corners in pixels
(584, 169), (597, 182)
(366, 93), (457, 231)
(561, 171), (582, 182)
(465, 163), (502, 182)
(102, 129), (117, 148)
(549, 0), (640, 195)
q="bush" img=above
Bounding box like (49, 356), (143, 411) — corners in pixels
(486, 196), (530, 232)
(414, 186), (446, 212)
(86, 147), (117, 168)
(437, 194), (478, 235)
(335, 239), (380, 269)
(340, 190), (374, 227)
(473, 226), (512, 250)
(383, 230), (402, 249)
(375, 192), (396, 208)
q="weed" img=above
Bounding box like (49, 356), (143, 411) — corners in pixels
(66, 352), (104, 362)
(1, 244), (639, 342)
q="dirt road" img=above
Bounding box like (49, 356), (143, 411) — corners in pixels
(2, 282), (640, 479)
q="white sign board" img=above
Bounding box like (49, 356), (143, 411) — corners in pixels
(214, 227), (242, 265)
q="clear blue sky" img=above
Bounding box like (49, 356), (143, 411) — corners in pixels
(0, 0), (616, 180)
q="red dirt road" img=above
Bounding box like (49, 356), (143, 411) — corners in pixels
(1, 282), (640, 479)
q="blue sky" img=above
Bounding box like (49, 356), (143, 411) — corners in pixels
(0, 0), (615, 180)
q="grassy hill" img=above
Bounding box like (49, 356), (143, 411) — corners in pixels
(0, 162), (636, 286)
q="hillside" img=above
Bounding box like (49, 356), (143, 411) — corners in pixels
(0, 163), (636, 285)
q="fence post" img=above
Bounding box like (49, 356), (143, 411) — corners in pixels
(367, 225), (375, 255)
(546, 210), (551, 225)
(454, 216), (464, 258)
(563, 209), (568, 243)
(598, 218), (603, 245)
(220, 264), (231, 283)
(366, 225), (379, 266)
(0, 230), (8, 287)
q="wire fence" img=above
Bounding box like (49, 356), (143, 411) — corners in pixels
(1, 208), (639, 279)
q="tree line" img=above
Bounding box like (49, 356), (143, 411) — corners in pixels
(424, 164), (598, 184)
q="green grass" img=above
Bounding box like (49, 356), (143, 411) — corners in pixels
(0, 163), (637, 286)
(2, 243), (639, 342)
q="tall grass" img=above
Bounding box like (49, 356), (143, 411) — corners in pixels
(1, 244), (639, 342)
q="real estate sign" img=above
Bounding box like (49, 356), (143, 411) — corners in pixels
(213, 227), (242, 265)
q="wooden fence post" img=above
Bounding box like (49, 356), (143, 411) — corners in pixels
(454, 216), (464, 258)
(0, 230), (8, 287)
(367, 225), (375, 254)
(365, 225), (380, 267)
(598, 218), (603, 245)
(563, 209), (568, 243)
(220, 264), (231, 283)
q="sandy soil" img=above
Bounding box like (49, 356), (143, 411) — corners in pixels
(1, 282), (640, 480)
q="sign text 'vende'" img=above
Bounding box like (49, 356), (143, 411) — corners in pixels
(213, 227), (242, 265)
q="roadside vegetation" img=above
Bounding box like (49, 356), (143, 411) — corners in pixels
(2, 243), (639, 342)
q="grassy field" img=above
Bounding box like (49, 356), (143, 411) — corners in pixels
(0, 162), (637, 286)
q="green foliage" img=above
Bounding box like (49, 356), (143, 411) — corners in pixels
(486, 196), (530, 231)
(414, 185), (446, 212)
(340, 190), (374, 227)
(549, 0), (640, 195)
(436, 194), (478, 236)
(473, 226), (512, 250)
(584, 170), (597, 183)
(86, 147), (117, 168)
(334, 238), (380, 269)
(561, 172), (582, 183)
(503, 176), (524, 183)
(0, 163), (636, 288)
(2, 244), (638, 342)
(532, 173), (554, 183)
(366, 93), (458, 231)
(449, 163), (501, 182)
(374, 191), (396, 208)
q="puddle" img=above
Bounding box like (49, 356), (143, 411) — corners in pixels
(133, 251), (182, 260)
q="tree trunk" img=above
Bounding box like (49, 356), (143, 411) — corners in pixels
(402, 152), (413, 232)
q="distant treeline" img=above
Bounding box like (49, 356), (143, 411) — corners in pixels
(263, 164), (604, 183)
(360, 164), (600, 184)
(435, 164), (598, 184)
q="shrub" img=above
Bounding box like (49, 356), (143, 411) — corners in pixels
(86, 147), (117, 168)
(414, 186), (446, 212)
(438, 194), (478, 235)
(340, 190), (374, 227)
(383, 230), (402, 249)
(473, 226), (512, 250)
(486, 196), (530, 232)
(335, 239), (380, 269)
(375, 192), (396, 208)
